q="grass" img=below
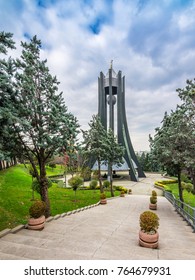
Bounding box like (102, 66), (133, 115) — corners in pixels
(0, 164), (120, 231)
(165, 183), (195, 208)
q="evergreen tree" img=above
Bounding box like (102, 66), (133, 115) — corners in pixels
(82, 115), (108, 193)
(105, 128), (124, 196)
(0, 32), (16, 161)
(176, 80), (195, 191)
(2, 35), (79, 217)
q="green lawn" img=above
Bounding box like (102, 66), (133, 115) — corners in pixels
(166, 183), (195, 208)
(0, 165), (120, 231)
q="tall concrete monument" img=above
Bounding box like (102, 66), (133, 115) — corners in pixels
(98, 62), (145, 181)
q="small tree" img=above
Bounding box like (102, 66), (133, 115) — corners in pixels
(68, 175), (83, 201)
(82, 115), (108, 193)
(105, 129), (124, 197)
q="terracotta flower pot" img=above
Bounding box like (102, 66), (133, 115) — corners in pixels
(149, 203), (157, 210)
(139, 230), (159, 249)
(28, 215), (45, 230)
(100, 199), (107, 204)
(120, 193), (125, 197)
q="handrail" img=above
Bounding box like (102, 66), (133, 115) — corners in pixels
(164, 190), (195, 232)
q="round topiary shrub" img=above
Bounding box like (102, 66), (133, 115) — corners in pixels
(152, 190), (157, 197)
(140, 211), (159, 233)
(103, 180), (110, 189)
(150, 196), (157, 204)
(89, 180), (98, 190)
(29, 200), (46, 218)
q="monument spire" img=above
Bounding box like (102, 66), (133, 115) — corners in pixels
(110, 59), (113, 69)
(98, 66), (146, 181)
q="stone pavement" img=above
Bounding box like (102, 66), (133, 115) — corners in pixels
(0, 173), (195, 260)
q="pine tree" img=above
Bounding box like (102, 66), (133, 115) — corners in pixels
(2, 35), (79, 216)
(82, 115), (108, 193)
(0, 32), (16, 162)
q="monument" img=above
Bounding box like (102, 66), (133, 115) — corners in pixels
(97, 62), (145, 181)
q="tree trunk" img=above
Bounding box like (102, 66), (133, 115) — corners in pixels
(98, 159), (103, 193)
(177, 165), (184, 205)
(109, 164), (114, 197)
(39, 157), (51, 218)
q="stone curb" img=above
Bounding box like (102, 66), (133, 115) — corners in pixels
(0, 202), (100, 238)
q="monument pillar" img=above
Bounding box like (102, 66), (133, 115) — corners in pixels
(98, 64), (146, 181)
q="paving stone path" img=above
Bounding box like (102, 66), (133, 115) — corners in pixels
(0, 173), (195, 260)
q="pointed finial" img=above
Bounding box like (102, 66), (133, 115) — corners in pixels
(110, 59), (113, 69)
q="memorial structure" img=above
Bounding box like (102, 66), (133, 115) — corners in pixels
(97, 62), (145, 181)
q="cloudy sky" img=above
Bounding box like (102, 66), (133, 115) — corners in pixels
(1, 0), (195, 151)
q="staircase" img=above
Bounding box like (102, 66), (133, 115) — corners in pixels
(0, 195), (195, 260)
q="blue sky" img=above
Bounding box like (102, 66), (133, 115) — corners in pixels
(1, 0), (195, 151)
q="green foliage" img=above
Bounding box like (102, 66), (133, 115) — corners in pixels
(31, 178), (52, 194)
(29, 200), (46, 218)
(150, 196), (157, 204)
(92, 170), (99, 179)
(48, 163), (56, 170)
(140, 211), (159, 233)
(0, 34), (80, 217)
(181, 173), (192, 184)
(80, 167), (91, 181)
(114, 186), (127, 193)
(57, 180), (64, 188)
(152, 190), (157, 197)
(150, 77), (195, 196)
(182, 182), (193, 193)
(68, 176), (83, 191)
(103, 180), (110, 189)
(89, 179), (98, 190)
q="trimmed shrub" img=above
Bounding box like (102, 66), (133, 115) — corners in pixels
(140, 211), (159, 233)
(150, 196), (157, 204)
(29, 200), (46, 218)
(103, 180), (110, 189)
(89, 180), (98, 190)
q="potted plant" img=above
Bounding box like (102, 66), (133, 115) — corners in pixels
(149, 196), (157, 210)
(128, 189), (132, 195)
(139, 210), (159, 248)
(149, 190), (157, 210)
(28, 200), (46, 230)
(100, 192), (107, 204)
(120, 190), (125, 197)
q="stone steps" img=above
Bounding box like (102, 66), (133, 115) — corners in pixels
(0, 185), (195, 260)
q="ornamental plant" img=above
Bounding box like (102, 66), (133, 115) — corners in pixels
(150, 196), (157, 204)
(140, 211), (159, 233)
(100, 193), (106, 199)
(152, 190), (157, 197)
(29, 200), (46, 218)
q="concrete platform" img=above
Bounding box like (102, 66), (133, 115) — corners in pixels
(0, 173), (195, 260)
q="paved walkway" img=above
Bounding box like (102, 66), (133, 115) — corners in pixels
(0, 173), (195, 260)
